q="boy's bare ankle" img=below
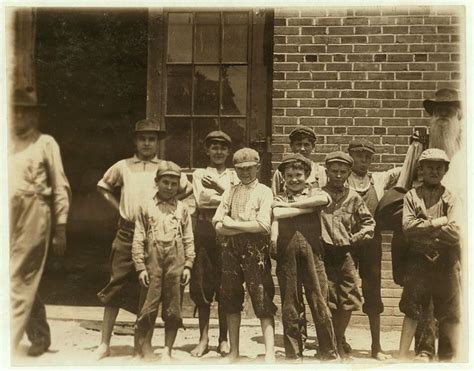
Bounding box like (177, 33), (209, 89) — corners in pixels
(95, 343), (110, 360)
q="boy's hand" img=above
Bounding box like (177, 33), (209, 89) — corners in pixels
(222, 215), (235, 228)
(52, 224), (67, 257)
(181, 268), (191, 286)
(138, 270), (149, 288)
(202, 175), (222, 192)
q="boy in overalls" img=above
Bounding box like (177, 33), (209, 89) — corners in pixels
(95, 119), (192, 359)
(132, 161), (195, 361)
(213, 147), (277, 363)
(271, 153), (337, 360)
(399, 149), (461, 361)
(320, 151), (375, 359)
(189, 131), (236, 357)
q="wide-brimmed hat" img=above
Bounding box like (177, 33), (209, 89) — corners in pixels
(423, 89), (461, 115)
(134, 119), (167, 139)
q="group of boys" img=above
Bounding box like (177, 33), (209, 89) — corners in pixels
(93, 115), (461, 362)
(10, 100), (461, 362)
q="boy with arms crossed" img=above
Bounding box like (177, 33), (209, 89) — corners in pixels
(271, 153), (338, 360)
(213, 148), (277, 363)
(190, 131), (236, 357)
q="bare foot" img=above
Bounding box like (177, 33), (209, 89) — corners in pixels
(190, 340), (209, 357)
(264, 353), (276, 363)
(372, 349), (392, 361)
(221, 353), (239, 364)
(217, 340), (230, 356)
(160, 352), (173, 364)
(95, 343), (110, 360)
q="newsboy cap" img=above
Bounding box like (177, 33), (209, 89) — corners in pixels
(325, 151), (354, 167)
(418, 148), (450, 164)
(278, 153), (312, 173)
(233, 147), (260, 168)
(289, 127), (317, 142)
(155, 160), (182, 178)
(348, 138), (376, 154)
(423, 88), (461, 115)
(135, 119), (167, 139)
(204, 130), (232, 146)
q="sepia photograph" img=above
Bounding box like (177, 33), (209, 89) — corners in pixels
(3, 1), (471, 368)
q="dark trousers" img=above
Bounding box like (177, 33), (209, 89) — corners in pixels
(25, 294), (51, 348)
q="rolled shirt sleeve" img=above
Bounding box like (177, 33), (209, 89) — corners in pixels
(44, 136), (71, 225)
(255, 186), (273, 234)
(192, 169), (220, 209)
(97, 160), (123, 192)
(212, 188), (231, 227)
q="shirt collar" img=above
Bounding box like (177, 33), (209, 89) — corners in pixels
(133, 154), (159, 164)
(240, 178), (259, 189)
(154, 193), (177, 206)
(286, 186), (310, 199)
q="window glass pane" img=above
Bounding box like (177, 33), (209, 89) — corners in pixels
(166, 66), (192, 115)
(195, 13), (220, 63)
(167, 13), (192, 63)
(194, 66), (219, 115)
(192, 118), (220, 168)
(221, 66), (247, 115)
(220, 118), (246, 152)
(223, 13), (248, 62)
(164, 117), (191, 168)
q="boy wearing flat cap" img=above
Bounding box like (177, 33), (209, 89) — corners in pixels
(213, 147), (277, 362)
(320, 151), (375, 359)
(345, 137), (403, 360)
(272, 127), (327, 195)
(399, 149), (461, 362)
(271, 153), (338, 360)
(132, 161), (195, 361)
(95, 119), (192, 359)
(189, 130), (237, 357)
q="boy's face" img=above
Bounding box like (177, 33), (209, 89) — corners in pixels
(235, 164), (259, 185)
(135, 132), (159, 159)
(326, 163), (351, 189)
(419, 161), (448, 186)
(13, 109), (37, 135)
(350, 151), (373, 176)
(283, 167), (307, 194)
(290, 137), (315, 158)
(156, 175), (180, 200)
(205, 142), (230, 166)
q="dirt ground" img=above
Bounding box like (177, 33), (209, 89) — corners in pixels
(12, 318), (405, 367)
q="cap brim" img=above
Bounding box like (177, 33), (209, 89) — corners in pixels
(234, 161), (259, 168)
(348, 147), (375, 154)
(423, 100), (461, 115)
(326, 159), (353, 167)
(418, 158), (450, 164)
(206, 137), (231, 145)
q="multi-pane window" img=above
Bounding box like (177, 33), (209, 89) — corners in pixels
(163, 11), (251, 169)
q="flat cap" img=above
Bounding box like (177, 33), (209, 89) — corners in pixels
(418, 148), (450, 164)
(289, 127), (316, 142)
(278, 153), (312, 173)
(156, 161), (182, 178)
(325, 151), (354, 167)
(233, 147), (260, 168)
(204, 130), (232, 146)
(135, 119), (167, 139)
(423, 88), (461, 115)
(348, 138), (376, 154)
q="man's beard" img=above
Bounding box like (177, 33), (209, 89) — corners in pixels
(429, 115), (462, 159)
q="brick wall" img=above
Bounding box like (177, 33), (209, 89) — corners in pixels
(271, 6), (463, 330)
